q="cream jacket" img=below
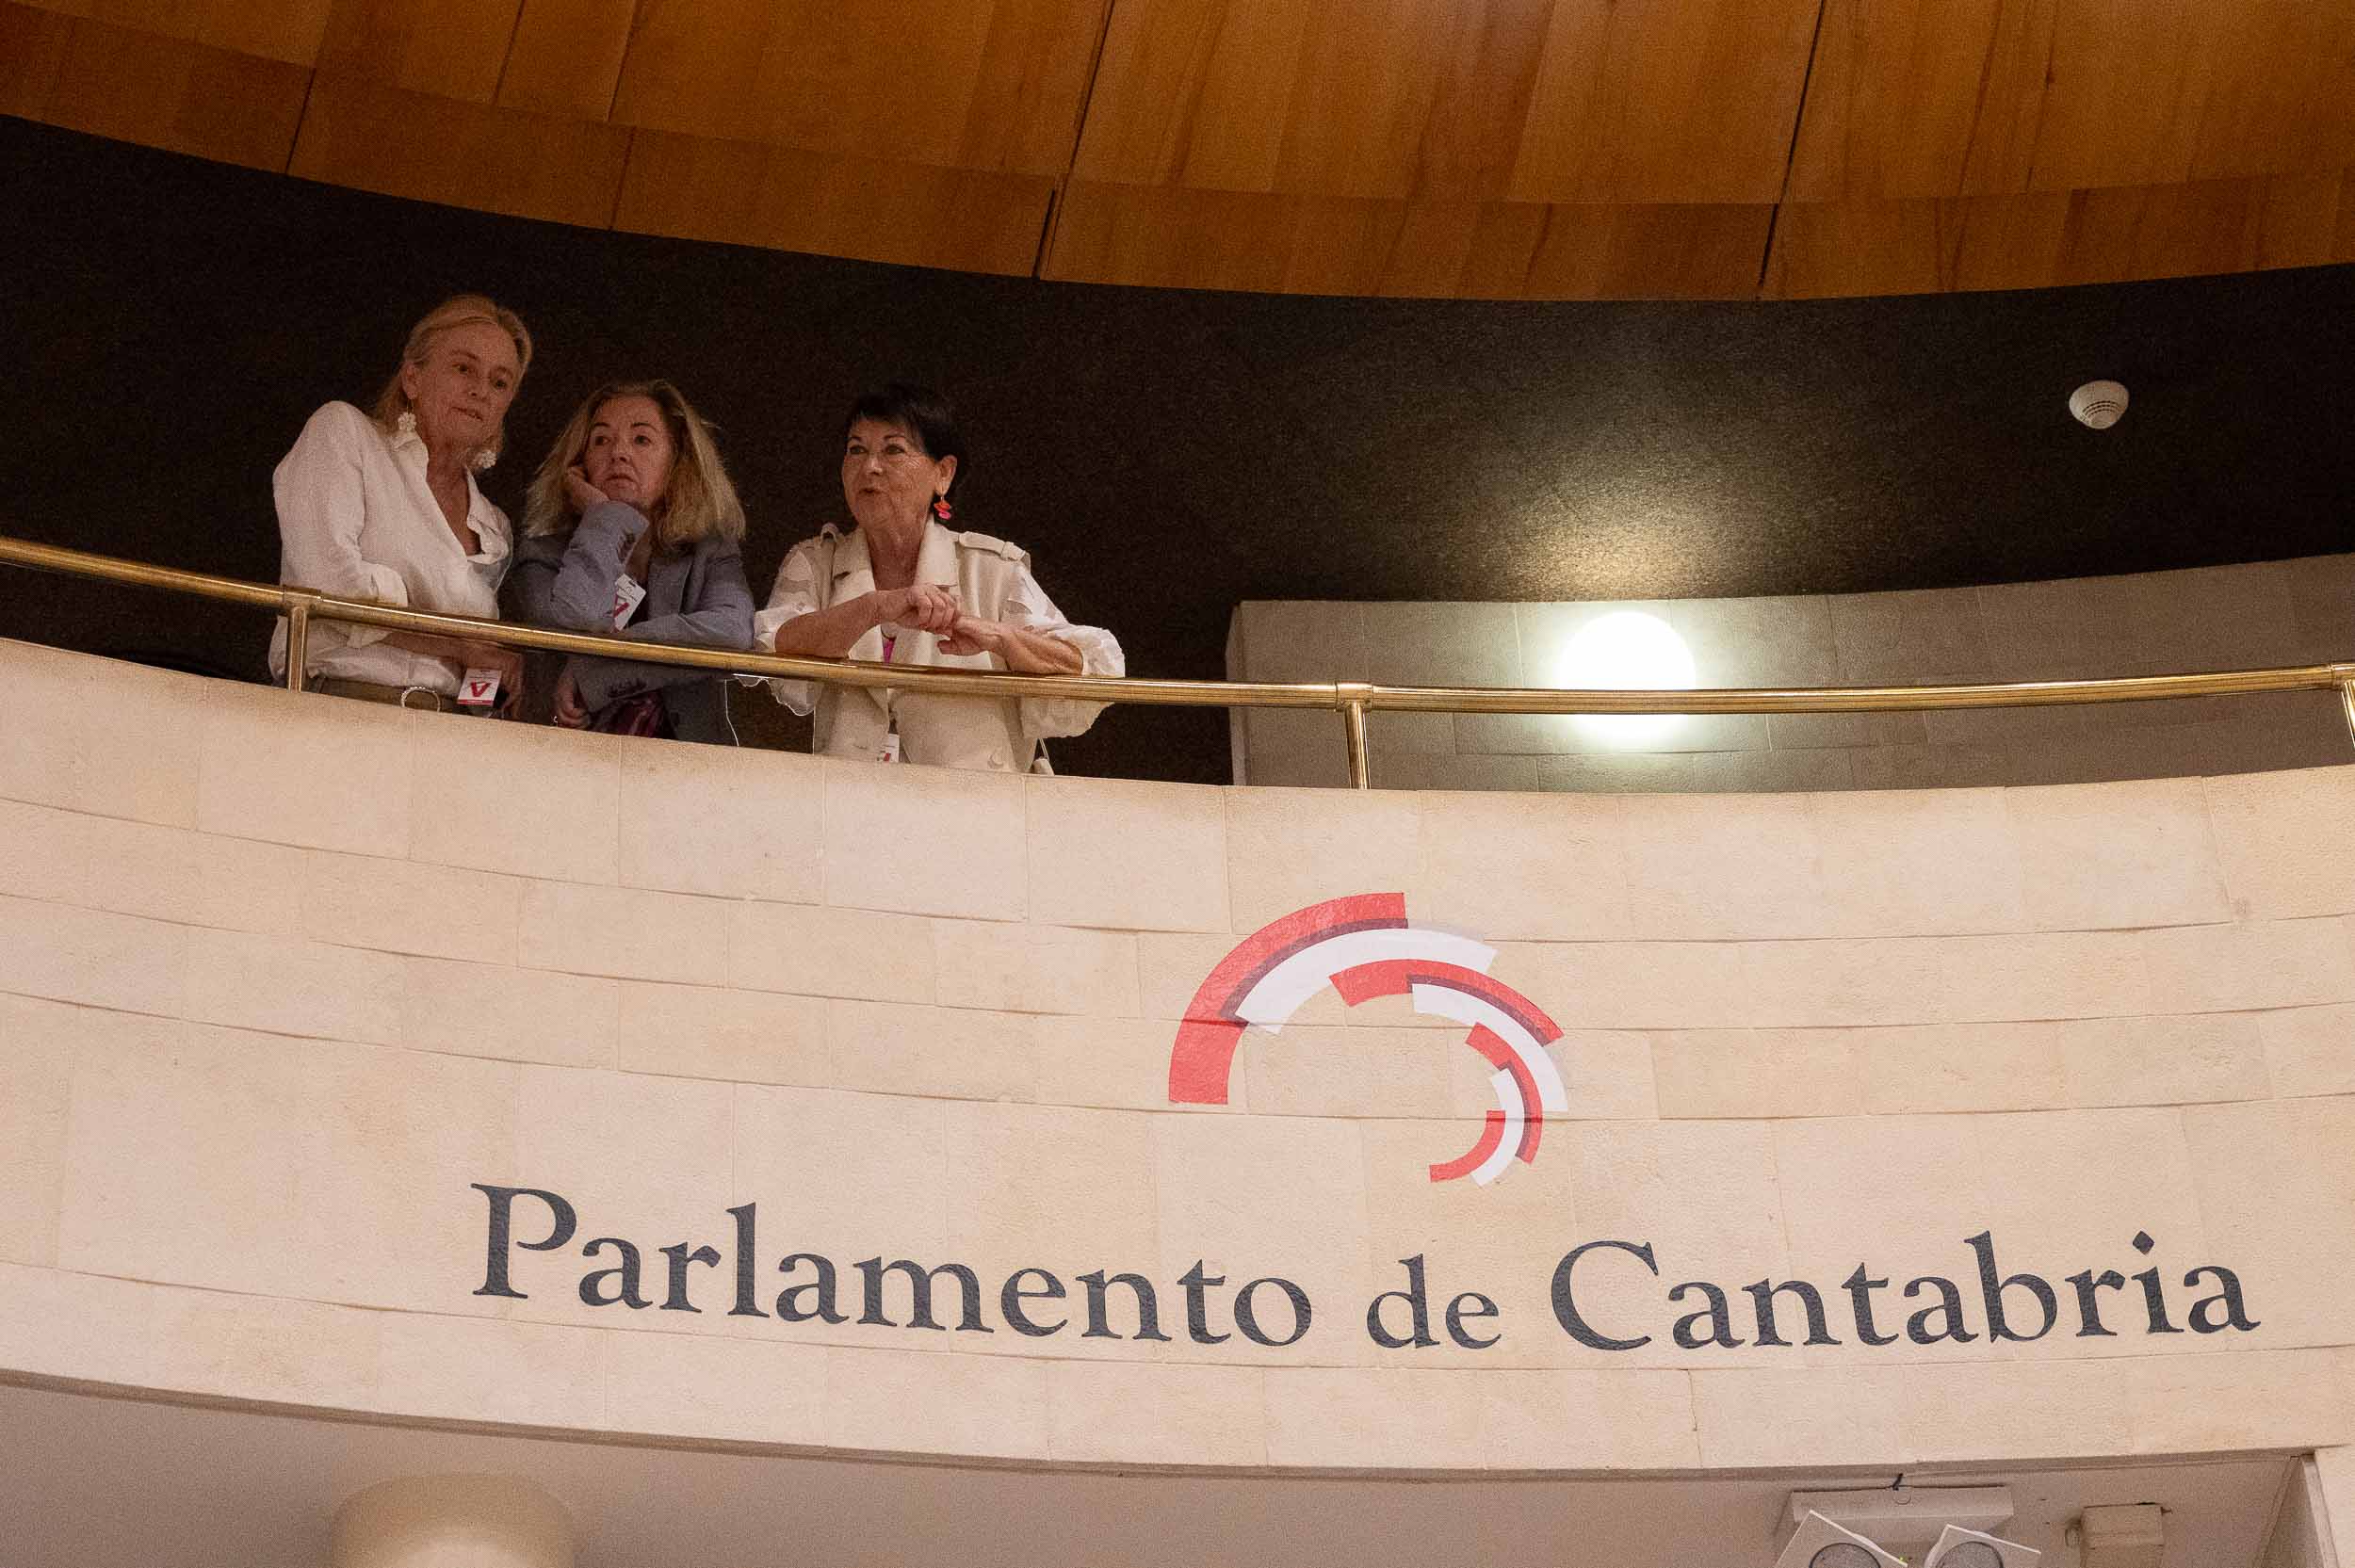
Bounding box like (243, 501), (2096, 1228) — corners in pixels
(752, 522), (1122, 772)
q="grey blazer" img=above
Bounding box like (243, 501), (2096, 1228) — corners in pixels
(509, 500), (755, 746)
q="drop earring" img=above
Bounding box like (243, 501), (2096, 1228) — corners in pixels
(396, 409), (417, 438)
(932, 493), (953, 522)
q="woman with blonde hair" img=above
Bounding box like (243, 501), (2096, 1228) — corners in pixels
(271, 293), (533, 709)
(512, 380), (754, 743)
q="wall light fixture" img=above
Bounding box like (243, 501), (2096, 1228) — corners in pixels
(1554, 609), (1695, 748)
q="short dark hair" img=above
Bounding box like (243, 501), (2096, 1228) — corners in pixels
(844, 382), (965, 496)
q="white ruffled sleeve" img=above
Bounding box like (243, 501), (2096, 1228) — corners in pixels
(747, 535), (826, 715)
(1003, 560), (1122, 740)
(272, 403), (409, 648)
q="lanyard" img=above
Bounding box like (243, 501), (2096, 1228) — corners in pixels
(876, 629), (901, 763)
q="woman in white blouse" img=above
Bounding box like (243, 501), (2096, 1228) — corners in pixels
(270, 294), (533, 711)
(755, 384), (1122, 771)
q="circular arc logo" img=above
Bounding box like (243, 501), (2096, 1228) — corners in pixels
(1166, 895), (1566, 1186)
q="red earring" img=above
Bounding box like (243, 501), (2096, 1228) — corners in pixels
(932, 494), (953, 522)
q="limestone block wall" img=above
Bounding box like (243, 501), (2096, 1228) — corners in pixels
(1230, 553), (2355, 791)
(6, 636), (2355, 1477)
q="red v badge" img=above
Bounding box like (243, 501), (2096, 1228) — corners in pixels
(457, 667), (503, 707)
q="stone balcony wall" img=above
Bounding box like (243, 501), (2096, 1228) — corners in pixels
(5, 638), (2355, 1476)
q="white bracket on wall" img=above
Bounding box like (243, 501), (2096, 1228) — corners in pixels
(1786, 1487), (2019, 1550)
(2071, 1502), (2165, 1568)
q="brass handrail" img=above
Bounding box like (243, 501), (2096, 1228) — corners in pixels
(6, 531), (2354, 788)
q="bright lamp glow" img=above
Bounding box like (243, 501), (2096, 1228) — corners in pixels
(1552, 610), (1696, 748)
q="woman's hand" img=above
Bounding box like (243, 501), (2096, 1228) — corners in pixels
(552, 667), (589, 728)
(451, 639), (527, 716)
(934, 616), (1004, 658)
(562, 464), (608, 514)
(939, 616), (1084, 674)
(872, 585), (960, 634)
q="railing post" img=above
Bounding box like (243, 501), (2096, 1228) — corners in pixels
(284, 597), (311, 693)
(1338, 683), (1372, 789)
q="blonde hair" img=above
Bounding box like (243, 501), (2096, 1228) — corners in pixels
(523, 380), (748, 549)
(369, 294), (534, 463)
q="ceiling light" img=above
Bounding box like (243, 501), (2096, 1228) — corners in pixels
(1774, 1511), (1906, 1568)
(1777, 1491), (2040, 1568)
(1925, 1524), (2041, 1568)
(1813, 1546), (1888, 1568)
(1785, 1486), (2017, 1547)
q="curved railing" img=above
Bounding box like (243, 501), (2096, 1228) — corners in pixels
(7, 531), (2354, 787)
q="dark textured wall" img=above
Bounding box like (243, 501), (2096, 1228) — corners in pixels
(5, 116), (2352, 783)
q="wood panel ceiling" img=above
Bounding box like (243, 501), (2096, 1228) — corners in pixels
(4, 0), (2353, 298)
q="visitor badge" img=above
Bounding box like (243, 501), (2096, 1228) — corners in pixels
(875, 729), (902, 764)
(457, 668), (502, 707)
(610, 574), (645, 630)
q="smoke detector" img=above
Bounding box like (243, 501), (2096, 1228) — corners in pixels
(2070, 380), (2129, 428)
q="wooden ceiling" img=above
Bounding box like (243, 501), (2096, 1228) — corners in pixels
(3, 0), (2351, 299)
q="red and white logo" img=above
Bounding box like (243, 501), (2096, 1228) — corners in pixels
(456, 667), (503, 707)
(1168, 895), (1566, 1186)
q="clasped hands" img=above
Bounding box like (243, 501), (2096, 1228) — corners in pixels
(871, 584), (1022, 662)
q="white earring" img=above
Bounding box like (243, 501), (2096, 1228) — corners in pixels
(395, 409), (417, 437)
(470, 446), (497, 473)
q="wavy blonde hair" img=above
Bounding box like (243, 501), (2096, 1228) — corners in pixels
(369, 293), (534, 463)
(523, 380), (747, 548)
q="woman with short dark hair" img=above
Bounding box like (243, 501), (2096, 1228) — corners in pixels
(754, 383), (1121, 771)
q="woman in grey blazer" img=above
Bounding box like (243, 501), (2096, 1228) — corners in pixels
(511, 380), (754, 744)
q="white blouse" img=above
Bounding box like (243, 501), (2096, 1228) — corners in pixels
(268, 401), (512, 695)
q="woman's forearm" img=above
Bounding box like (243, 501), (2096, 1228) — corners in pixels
(382, 630), (523, 675)
(995, 624), (1084, 675)
(381, 630), (466, 664)
(770, 593), (881, 659)
(544, 502), (648, 629)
